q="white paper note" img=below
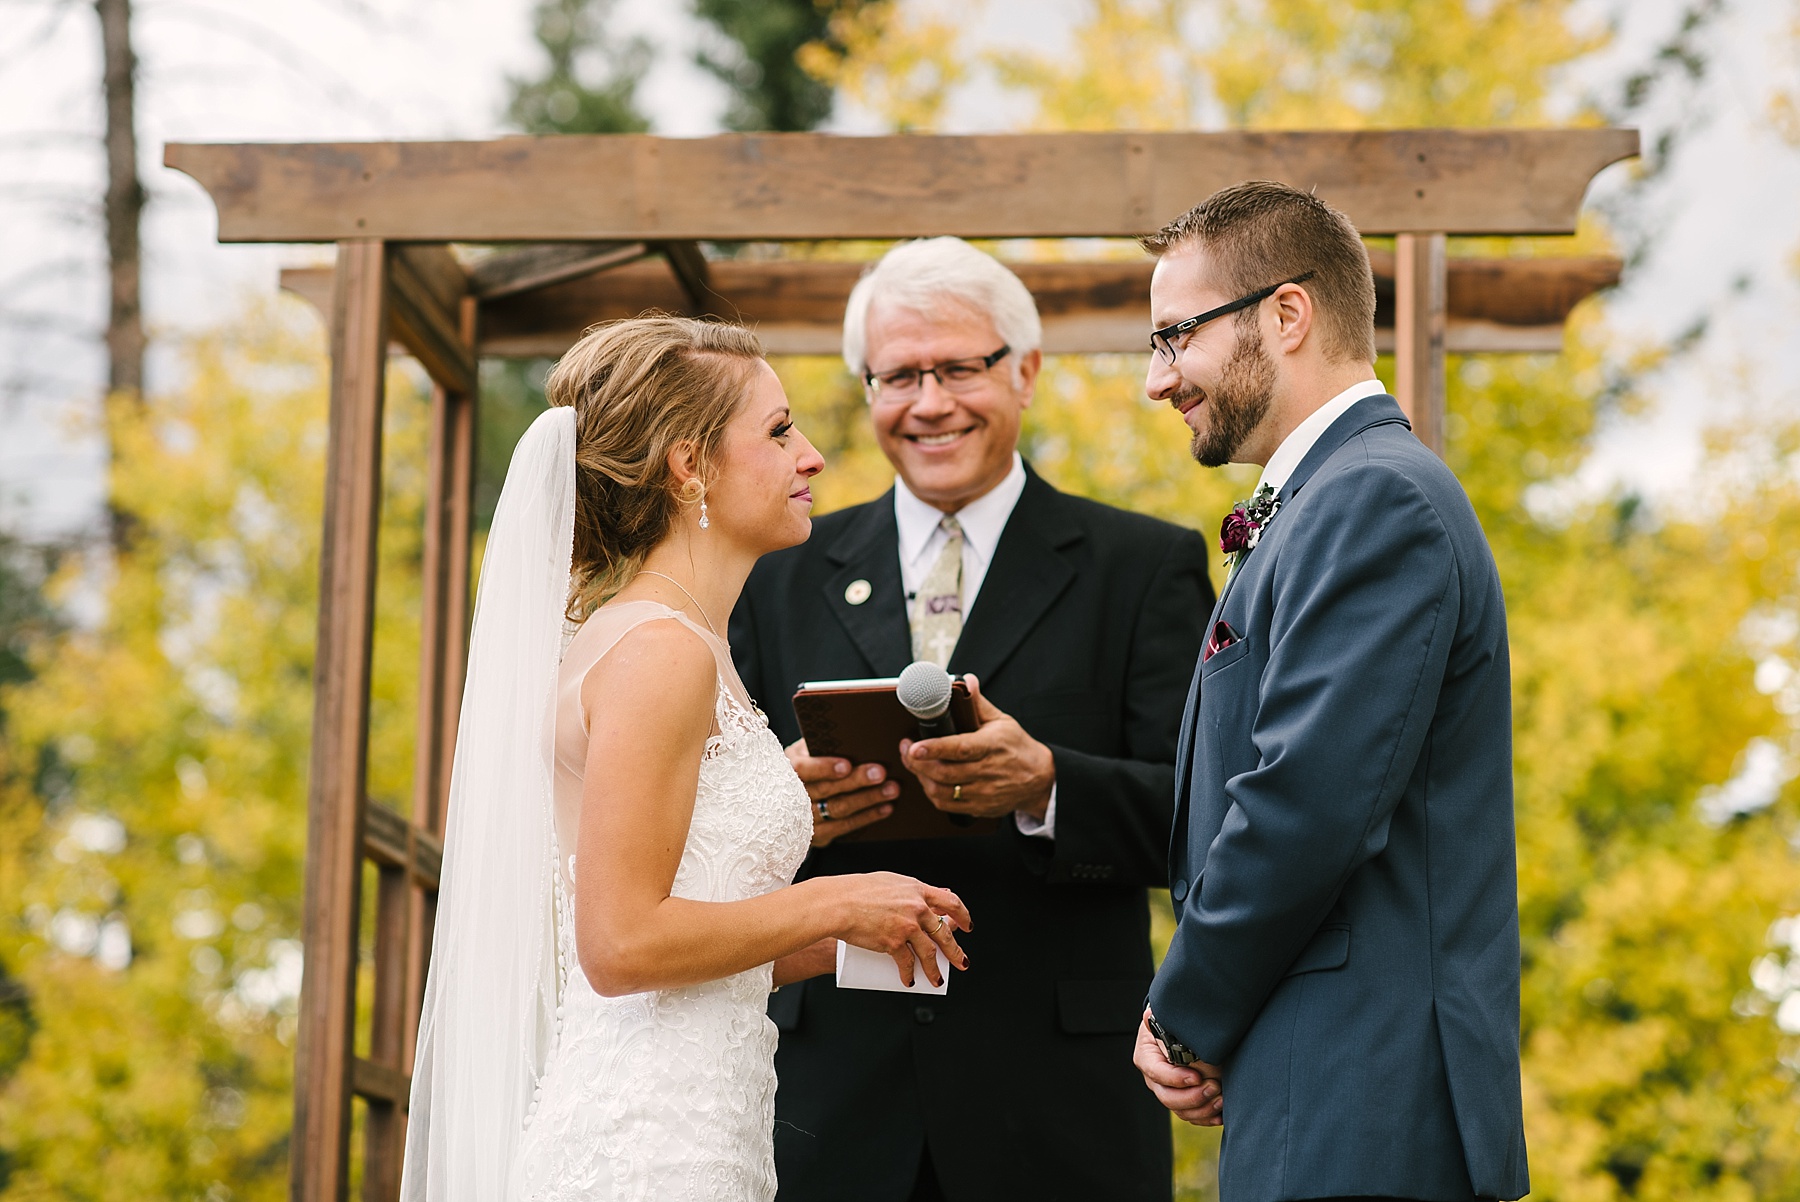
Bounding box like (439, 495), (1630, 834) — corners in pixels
(835, 939), (949, 995)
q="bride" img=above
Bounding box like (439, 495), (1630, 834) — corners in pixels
(400, 317), (971, 1202)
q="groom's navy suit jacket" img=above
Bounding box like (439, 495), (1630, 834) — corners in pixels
(1150, 396), (1529, 1202)
(732, 466), (1211, 1202)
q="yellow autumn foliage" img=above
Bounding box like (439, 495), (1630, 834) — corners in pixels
(0, 304), (432, 1197)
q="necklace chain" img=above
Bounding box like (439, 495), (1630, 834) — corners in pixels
(638, 570), (718, 635)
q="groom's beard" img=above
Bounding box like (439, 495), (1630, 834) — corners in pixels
(1185, 326), (1277, 468)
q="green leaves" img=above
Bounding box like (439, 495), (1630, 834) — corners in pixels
(506, 0), (651, 135)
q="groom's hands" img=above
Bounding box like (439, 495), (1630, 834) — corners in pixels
(1134, 1010), (1224, 1126)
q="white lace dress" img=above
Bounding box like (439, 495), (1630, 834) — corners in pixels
(512, 602), (813, 1202)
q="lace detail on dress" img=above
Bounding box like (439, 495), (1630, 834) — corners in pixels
(513, 676), (812, 1202)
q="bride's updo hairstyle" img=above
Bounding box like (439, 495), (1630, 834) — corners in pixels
(545, 315), (765, 620)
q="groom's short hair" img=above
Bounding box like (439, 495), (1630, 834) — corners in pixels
(1142, 181), (1377, 365)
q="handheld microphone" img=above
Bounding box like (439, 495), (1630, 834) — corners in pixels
(896, 661), (958, 739)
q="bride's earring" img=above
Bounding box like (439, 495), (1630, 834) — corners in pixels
(698, 487), (710, 530)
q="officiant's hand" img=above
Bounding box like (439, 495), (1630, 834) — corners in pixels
(787, 739), (900, 847)
(1133, 1010), (1224, 1126)
(900, 675), (1055, 823)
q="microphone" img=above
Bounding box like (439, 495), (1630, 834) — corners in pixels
(896, 661), (958, 739)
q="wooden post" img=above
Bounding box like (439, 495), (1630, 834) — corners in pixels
(362, 860), (410, 1200)
(1394, 232), (1448, 457)
(413, 294), (478, 842)
(357, 283), (477, 1202)
(404, 294), (477, 1058)
(292, 239), (389, 1202)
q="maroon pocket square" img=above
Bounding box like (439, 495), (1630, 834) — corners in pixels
(1204, 620), (1242, 663)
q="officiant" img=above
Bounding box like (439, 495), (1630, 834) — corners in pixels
(730, 237), (1213, 1202)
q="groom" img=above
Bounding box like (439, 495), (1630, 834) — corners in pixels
(1134, 181), (1530, 1202)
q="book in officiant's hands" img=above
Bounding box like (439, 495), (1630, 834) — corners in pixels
(791, 673), (997, 843)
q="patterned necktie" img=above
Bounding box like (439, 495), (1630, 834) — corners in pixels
(911, 515), (964, 668)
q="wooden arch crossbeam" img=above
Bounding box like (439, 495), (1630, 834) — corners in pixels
(163, 128), (1637, 1202)
(279, 249), (1625, 361)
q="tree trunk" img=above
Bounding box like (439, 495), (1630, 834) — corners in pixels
(98, 0), (144, 403)
(97, 0), (144, 550)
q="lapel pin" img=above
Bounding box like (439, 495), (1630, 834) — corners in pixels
(844, 579), (872, 606)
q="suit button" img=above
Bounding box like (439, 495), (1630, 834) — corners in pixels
(1171, 879), (1189, 902)
(914, 1006), (935, 1025)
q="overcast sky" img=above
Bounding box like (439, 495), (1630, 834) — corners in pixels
(1, 0), (1796, 540)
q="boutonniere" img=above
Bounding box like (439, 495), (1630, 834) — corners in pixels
(1220, 483), (1280, 574)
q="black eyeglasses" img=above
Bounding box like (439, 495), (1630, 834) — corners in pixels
(863, 345), (1011, 405)
(1149, 272), (1316, 364)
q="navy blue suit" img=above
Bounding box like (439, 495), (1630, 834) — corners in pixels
(1150, 396), (1529, 1202)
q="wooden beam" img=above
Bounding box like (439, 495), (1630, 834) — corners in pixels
(393, 244), (467, 317)
(166, 129), (1638, 243)
(1370, 249), (1619, 328)
(655, 240), (722, 315)
(351, 1057), (410, 1108)
(471, 253), (1618, 359)
(360, 801), (445, 889)
(292, 239), (388, 1202)
(1386, 321), (1566, 355)
(469, 241), (650, 299)
(283, 253), (1616, 359)
(387, 246), (475, 395)
(1395, 232), (1449, 456)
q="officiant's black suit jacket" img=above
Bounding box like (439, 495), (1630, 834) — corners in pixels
(731, 466), (1211, 1202)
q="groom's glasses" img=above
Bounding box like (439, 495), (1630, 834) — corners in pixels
(1150, 272), (1316, 364)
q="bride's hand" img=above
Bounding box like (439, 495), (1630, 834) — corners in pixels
(832, 873), (971, 988)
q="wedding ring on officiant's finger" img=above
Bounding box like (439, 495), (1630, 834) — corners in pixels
(816, 799), (830, 820)
(952, 784), (963, 802)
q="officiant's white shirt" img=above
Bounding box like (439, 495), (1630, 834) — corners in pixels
(1254, 377), (1388, 495)
(892, 453), (1057, 838)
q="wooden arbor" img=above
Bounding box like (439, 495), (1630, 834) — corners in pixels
(165, 127), (1637, 1202)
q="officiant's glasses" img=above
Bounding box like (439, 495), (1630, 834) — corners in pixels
(863, 345), (1012, 405)
(1150, 272), (1316, 364)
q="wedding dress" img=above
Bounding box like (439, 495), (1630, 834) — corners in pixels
(512, 601), (814, 1201)
(400, 407), (811, 1202)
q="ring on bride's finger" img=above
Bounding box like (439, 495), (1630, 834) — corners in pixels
(816, 799), (830, 820)
(934, 914), (948, 932)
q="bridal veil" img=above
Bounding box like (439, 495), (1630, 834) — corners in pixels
(401, 405), (576, 1202)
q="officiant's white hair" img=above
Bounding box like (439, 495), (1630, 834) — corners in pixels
(843, 237), (1042, 384)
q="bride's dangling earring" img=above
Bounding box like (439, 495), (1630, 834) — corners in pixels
(698, 492), (710, 529)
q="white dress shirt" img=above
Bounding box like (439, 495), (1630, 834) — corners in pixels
(892, 454), (1058, 838)
(1254, 377), (1389, 496)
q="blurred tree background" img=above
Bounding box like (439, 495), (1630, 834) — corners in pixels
(3, 1), (1800, 1199)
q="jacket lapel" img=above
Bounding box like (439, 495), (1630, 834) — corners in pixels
(1171, 396), (1411, 866)
(1275, 394), (1412, 509)
(1205, 395), (1412, 614)
(948, 469), (1079, 683)
(821, 492), (913, 677)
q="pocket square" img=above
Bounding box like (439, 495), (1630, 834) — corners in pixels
(1204, 620), (1242, 663)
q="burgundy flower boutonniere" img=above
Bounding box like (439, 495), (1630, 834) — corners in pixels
(1221, 483), (1280, 574)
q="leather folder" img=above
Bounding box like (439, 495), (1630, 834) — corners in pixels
(792, 677), (997, 842)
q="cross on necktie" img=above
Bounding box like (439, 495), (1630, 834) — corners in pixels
(911, 515), (964, 669)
